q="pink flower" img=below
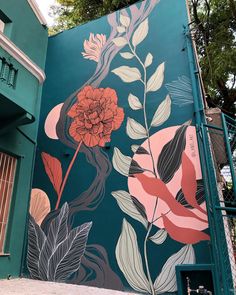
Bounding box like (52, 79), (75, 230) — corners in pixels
(82, 33), (106, 62)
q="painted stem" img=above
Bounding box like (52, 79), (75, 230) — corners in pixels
(55, 141), (82, 209)
(126, 34), (157, 295)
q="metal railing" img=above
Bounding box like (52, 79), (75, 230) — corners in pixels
(199, 113), (236, 294)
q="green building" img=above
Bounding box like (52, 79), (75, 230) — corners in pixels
(0, 0), (236, 294)
(0, 0), (48, 278)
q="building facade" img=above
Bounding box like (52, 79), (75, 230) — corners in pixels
(0, 0), (47, 278)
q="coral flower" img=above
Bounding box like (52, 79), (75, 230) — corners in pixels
(82, 33), (106, 62)
(68, 86), (124, 147)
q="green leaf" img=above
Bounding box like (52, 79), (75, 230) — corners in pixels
(115, 219), (151, 293)
(112, 66), (141, 83)
(150, 95), (171, 127)
(126, 117), (147, 139)
(111, 191), (148, 228)
(147, 62), (165, 92)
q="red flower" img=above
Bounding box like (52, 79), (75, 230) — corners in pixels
(68, 86), (124, 147)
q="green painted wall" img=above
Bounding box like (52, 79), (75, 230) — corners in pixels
(28, 0), (213, 294)
(0, 0), (48, 279)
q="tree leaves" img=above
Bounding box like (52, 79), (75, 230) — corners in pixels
(126, 118), (147, 139)
(131, 145), (149, 154)
(27, 203), (92, 282)
(112, 66), (141, 83)
(150, 95), (171, 127)
(115, 219), (151, 293)
(132, 19), (149, 47)
(128, 94), (143, 110)
(41, 152), (62, 196)
(147, 62), (165, 92)
(154, 245), (195, 293)
(157, 124), (189, 183)
(111, 191), (148, 228)
(112, 147), (132, 177)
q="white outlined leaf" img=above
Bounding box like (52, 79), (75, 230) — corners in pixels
(111, 191), (148, 228)
(112, 147), (132, 177)
(113, 37), (127, 47)
(132, 18), (149, 47)
(120, 52), (134, 59)
(149, 229), (167, 244)
(151, 95), (171, 127)
(128, 94), (143, 110)
(154, 245), (195, 293)
(112, 66), (141, 83)
(117, 26), (126, 33)
(144, 53), (153, 68)
(120, 14), (130, 27)
(147, 62), (165, 92)
(116, 219), (151, 293)
(126, 118), (147, 139)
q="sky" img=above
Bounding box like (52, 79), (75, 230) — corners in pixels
(35, 0), (56, 26)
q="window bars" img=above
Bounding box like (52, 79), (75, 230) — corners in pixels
(0, 152), (17, 254)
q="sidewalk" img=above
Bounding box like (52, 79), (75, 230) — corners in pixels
(0, 278), (138, 295)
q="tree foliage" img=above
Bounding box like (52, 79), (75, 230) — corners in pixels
(190, 0), (236, 115)
(50, 0), (236, 115)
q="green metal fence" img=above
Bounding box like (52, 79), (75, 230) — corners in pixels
(199, 113), (236, 294)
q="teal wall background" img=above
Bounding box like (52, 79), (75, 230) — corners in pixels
(0, 0), (48, 278)
(29, 0), (212, 293)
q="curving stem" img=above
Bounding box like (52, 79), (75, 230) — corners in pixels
(55, 141), (82, 209)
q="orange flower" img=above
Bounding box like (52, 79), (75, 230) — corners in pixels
(68, 86), (124, 147)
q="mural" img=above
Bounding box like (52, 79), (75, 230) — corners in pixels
(27, 0), (211, 294)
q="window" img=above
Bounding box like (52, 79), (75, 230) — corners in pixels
(0, 19), (4, 33)
(0, 152), (17, 254)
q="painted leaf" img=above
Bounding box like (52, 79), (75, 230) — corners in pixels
(132, 18), (149, 47)
(131, 145), (149, 155)
(113, 37), (127, 47)
(154, 245), (195, 293)
(165, 76), (193, 107)
(150, 95), (171, 127)
(126, 117), (147, 140)
(135, 174), (207, 223)
(181, 153), (206, 214)
(129, 159), (145, 175)
(38, 203), (69, 280)
(157, 124), (189, 183)
(117, 26), (126, 33)
(41, 152), (62, 196)
(30, 188), (51, 226)
(147, 62), (165, 92)
(111, 191), (148, 228)
(120, 14), (130, 27)
(120, 52), (134, 59)
(112, 147), (132, 177)
(48, 221), (92, 281)
(27, 215), (46, 280)
(115, 219), (151, 292)
(144, 53), (153, 68)
(149, 229), (167, 245)
(128, 94), (143, 110)
(131, 196), (147, 220)
(112, 66), (141, 83)
(162, 214), (210, 244)
(176, 180), (205, 209)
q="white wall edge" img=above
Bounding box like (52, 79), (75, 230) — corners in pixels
(0, 32), (46, 83)
(27, 0), (47, 26)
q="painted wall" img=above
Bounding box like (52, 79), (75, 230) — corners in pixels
(0, 0), (48, 278)
(28, 0), (212, 293)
